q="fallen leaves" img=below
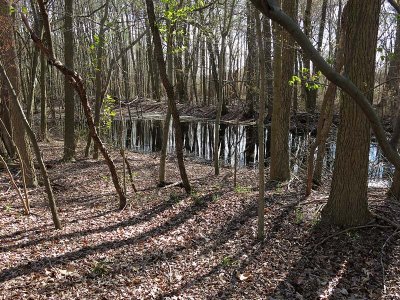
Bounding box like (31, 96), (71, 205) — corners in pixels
(0, 141), (399, 299)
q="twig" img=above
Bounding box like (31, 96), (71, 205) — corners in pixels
(161, 181), (184, 189)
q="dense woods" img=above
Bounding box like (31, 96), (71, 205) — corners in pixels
(1, 0), (400, 298)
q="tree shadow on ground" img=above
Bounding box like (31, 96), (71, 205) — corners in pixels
(269, 193), (399, 299)
(0, 193), (178, 253)
(159, 193), (301, 298)
(32, 191), (264, 296)
(0, 191), (221, 282)
(268, 219), (397, 299)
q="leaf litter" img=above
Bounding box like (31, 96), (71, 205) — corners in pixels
(0, 140), (399, 299)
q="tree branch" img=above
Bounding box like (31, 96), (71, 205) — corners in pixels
(250, 0), (400, 171)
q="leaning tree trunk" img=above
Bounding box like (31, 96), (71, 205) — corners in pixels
(145, 0), (191, 193)
(305, 2), (345, 196)
(321, 0), (381, 226)
(23, 1), (127, 210)
(0, 61), (61, 229)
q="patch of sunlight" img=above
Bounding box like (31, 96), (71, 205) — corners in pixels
(318, 260), (348, 299)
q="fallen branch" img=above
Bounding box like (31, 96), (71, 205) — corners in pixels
(372, 212), (400, 229)
(314, 224), (391, 250)
(161, 181), (184, 189)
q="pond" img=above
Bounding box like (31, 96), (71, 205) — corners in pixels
(110, 116), (394, 184)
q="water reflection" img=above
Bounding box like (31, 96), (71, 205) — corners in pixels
(111, 117), (394, 181)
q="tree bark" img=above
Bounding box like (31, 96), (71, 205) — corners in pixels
(0, 0), (37, 187)
(270, 0), (295, 182)
(145, 0), (191, 193)
(322, 0), (381, 226)
(63, 0), (75, 161)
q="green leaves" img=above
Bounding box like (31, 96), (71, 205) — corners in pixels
(289, 69), (322, 91)
(289, 75), (301, 86)
(9, 5), (15, 15)
(101, 94), (117, 130)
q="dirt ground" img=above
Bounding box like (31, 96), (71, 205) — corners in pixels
(0, 139), (399, 299)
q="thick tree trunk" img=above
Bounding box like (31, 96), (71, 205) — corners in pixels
(0, 0), (37, 187)
(322, 0), (381, 226)
(270, 0), (295, 182)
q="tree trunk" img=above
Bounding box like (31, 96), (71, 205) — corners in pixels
(92, 0), (110, 159)
(145, 0), (191, 193)
(244, 2), (257, 118)
(213, 0), (235, 176)
(302, 0), (317, 113)
(23, 1), (127, 210)
(63, 0), (75, 161)
(256, 11), (265, 240)
(321, 0), (381, 226)
(40, 51), (47, 141)
(270, 0), (295, 182)
(306, 1), (345, 195)
(0, 61), (61, 229)
(0, 0), (37, 187)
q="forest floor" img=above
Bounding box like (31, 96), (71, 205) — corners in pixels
(1, 139), (400, 299)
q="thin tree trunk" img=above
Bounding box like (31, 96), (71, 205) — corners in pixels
(145, 0), (191, 193)
(256, 11), (265, 240)
(63, 0), (75, 161)
(92, 0), (110, 160)
(0, 61), (61, 229)
(23, 3), (127, 210)
(305, 3), (345, 195)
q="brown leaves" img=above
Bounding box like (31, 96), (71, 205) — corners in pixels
(0, 141), (399, 299)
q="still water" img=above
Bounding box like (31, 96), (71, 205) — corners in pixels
(110, 117), (394, 182)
